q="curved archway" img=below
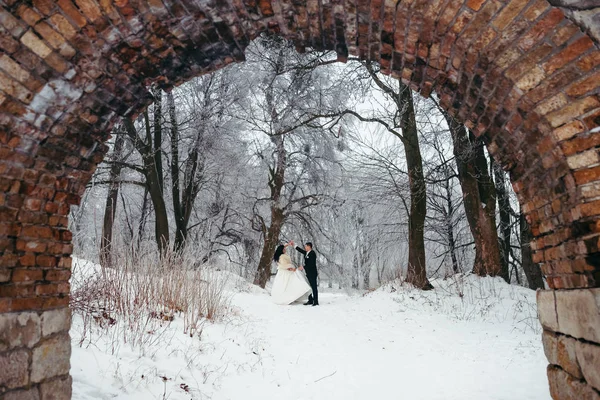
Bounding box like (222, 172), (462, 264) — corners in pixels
(0, 1), (599, 398)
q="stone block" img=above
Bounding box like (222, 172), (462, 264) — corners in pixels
(2, 388), (40, 400)
(31, 334), (71, 383)
(0, 349), (29, 389)
(548, 365), (600, 400)
(41, 307), (71, 337)
(542, 330), (582, 379)
(0, 311), (41, 351)
(555, 288), (600, 343)
(39, 375), (72, 400)
(538, 289), (559, 331)
(575, 340), (600, 393)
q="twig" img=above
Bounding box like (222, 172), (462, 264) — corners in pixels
(315, 370), (337, 383)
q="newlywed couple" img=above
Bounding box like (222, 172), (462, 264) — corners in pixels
(271, 241), (319, 306)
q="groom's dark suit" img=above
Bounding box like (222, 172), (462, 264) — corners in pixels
(295, 247), (318, 305)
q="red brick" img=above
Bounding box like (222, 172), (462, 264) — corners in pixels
(518, 8), (565, 52)
(11, 296), (44, 311)
(35, 282), (69, 295)
(36, 255), (58, 268)
(12, 268), (44, 282)
(21, 225), (52, 239)
(566, 71), (600, 98)
(57, 257), (72, 269)
(0, 284), (36, 297)
(23, 197), (42, 211)
(542, 36), (594, 75)
(0, 222), (20, 236)
(32, 0), (55, 15)
(19, 254), (37, 267)
(45, 269), (71, 281)
(57, 0), (87, 28)
(576, 51), (600, 72)
(0, 298), (11, 313)
(466, 0), (485, 11)
(16, 239), (47, 253)
(44, 202), (59, 213)
(41, 295), (69, 309)
(523, 0), (549, 21)
(17, 5), (42, 26)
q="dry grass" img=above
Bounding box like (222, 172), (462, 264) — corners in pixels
(71, 244), (231, 352)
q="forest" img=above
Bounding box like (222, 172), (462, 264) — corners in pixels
(71, 34), (544, 293)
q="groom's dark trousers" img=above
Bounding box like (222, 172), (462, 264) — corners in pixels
(295, 246), (318, 304)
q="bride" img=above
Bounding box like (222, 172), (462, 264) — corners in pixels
(271, 243), (311, 305)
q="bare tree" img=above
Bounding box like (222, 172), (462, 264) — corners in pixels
(492, 158), (511, 283)
(100, 126), (126, 267)
(123, 104), (170, 255)
(343, 62), (433, 290)
(444, 116), (503, 278)
(239, 36), (348, 288)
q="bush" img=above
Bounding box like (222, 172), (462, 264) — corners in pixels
(70, 243), (230, 352)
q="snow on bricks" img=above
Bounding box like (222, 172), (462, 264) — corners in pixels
(0, 0), (599, 399)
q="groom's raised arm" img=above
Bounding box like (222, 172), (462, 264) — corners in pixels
(295, 246), (307, 255)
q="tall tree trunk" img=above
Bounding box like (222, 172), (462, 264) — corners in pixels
(401, 87), (433, 290)
(136, 187), (149, 252)
(167, 91), (204, 252)
(151, 89), (168, 255)
(446, 178), (459, 274)
(147, 174), (170, 255)
(168, 91), (186, 252)
(254, 207), (285, 288)
(124, 117), (170, 255)
(362, 63), (432, 290)
(492, 158), (511, 283)
(254, 132), (286, 288)
(352, 254), (359, 289)
(446, 116), (502, 278)
(520, 213), (545, 289)
(152, 86), (164, 193)
(254, 56), (288, 288)
(100, 131), (125, 268)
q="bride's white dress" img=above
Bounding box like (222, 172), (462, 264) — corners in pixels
(271, 253), (311, 305)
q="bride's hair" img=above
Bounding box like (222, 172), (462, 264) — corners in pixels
(273, 244), (285, 262)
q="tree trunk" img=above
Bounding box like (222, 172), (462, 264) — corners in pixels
(124, 117), (170, 255)
(254, 207), (285, 288)
(446, 117), (502, 278)
(401, 86), (433, 290)
(136, 187), (149, 252)
(445, 177), (460, 274)
(493, 158), (511, 283)
(100, 131), (125, 268)
(254, 131), (286, 288)
(152, 86), (164, 194)
(352, 254), (359, 289)
(168, 91), (186, 252)
(147, 175), (170, 255)
(168, 91), (204, 252)
(520, 213), (545, 289)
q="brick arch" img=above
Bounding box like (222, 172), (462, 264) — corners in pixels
(0, 1), (599, 398)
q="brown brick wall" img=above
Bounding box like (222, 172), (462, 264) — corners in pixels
(0, 1), (599, 399)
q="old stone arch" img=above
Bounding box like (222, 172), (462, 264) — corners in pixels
(0, 0), (599, 398)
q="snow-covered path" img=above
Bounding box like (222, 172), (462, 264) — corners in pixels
(217, 289), (550, 400)
(71, 276), (551, 400)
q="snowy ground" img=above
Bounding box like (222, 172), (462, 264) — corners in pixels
(70, 263), (551, 400)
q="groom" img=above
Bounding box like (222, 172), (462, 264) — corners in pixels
(290, 241), (318, 306)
